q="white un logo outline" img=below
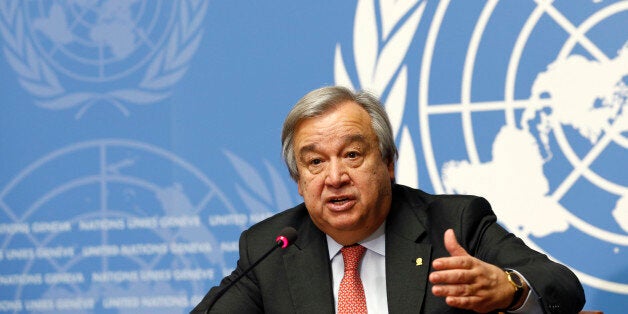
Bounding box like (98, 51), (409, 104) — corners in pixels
(418, 1), (627, 294)
(0, 0), (207, 118)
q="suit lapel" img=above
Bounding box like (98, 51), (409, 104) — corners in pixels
(386, 187), (431, 313)
(283, 218), (335, 313)
(281, 186), (432, 313)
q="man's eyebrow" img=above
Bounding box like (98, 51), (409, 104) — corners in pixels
(298, 134), (369, 157)
(344, 134), (368, 145)
(298, 144), (318, 157)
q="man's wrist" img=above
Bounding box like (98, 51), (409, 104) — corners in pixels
(502, 269), (528, 311)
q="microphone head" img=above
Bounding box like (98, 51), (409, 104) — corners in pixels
(275, 227), (298, 249)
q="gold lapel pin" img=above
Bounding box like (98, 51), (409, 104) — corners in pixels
(415, 257), (423, 266)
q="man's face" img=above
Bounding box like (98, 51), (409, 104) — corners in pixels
(293, 101), (395, 245)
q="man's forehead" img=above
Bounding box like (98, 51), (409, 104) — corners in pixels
(295, 100), (369, 127)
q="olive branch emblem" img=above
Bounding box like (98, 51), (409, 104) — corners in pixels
(224, 150), (298, 222)
(334, 0), (425, 187)
(0, 0), (207, 119)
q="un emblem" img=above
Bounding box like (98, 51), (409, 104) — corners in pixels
(0, 0), (207, 118)
(423, 1), (628, 295)
(336, 0), (627, 296)
(0, 140), (237, 311)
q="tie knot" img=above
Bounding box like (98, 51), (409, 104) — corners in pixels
(341, 244), (366, 271)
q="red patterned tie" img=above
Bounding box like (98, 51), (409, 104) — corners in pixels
(338, 244), (368, 314)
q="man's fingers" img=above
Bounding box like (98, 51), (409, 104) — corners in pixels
(432, 255), (475, 271)
(432, 230), (472, 270)
(431, 283), (496, 312)
(431, 283), (476, 297)
(429, 269), (472, 285)
(444, 229), (469, 257)
(445, 296), (482, 310)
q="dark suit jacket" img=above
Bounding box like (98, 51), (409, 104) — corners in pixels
(192, 184), (584, 313)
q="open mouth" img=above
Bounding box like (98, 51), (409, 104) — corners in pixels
(330, 197), (350, 204)
(326, 195), (355, 211)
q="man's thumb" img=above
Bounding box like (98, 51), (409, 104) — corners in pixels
(444, 229), (469, 257)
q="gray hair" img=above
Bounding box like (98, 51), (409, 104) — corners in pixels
(281, 86), (398, 181)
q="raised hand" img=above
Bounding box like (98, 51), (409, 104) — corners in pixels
(428, 229), (525, 313)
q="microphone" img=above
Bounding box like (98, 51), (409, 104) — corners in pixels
(203, 227), (298, 314)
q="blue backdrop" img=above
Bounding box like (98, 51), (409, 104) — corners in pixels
(1, 1), (626, 312)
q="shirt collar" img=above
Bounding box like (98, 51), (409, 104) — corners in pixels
(327, 221), (386, 260)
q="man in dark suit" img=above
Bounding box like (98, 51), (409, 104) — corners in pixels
(192, 86), (585, 313)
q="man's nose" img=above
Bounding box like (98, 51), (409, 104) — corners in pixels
(325, 159), (349, 187)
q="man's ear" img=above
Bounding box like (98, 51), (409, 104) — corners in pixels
(387, 160), (395, 180)
(297, 179), (304, 196)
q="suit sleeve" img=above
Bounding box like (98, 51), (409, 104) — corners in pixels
(458, 197), (585, 314)
(190, 229), (264, 314)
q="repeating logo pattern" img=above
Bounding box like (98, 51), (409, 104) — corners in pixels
(0, 0), (625, 312)
(0, 140), (237, 312)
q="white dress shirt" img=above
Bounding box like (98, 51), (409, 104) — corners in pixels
(326, 222), (542, 313)
(328, 223), (388, 314)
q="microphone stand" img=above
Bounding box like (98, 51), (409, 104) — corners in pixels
(203, 229), (296, 314)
